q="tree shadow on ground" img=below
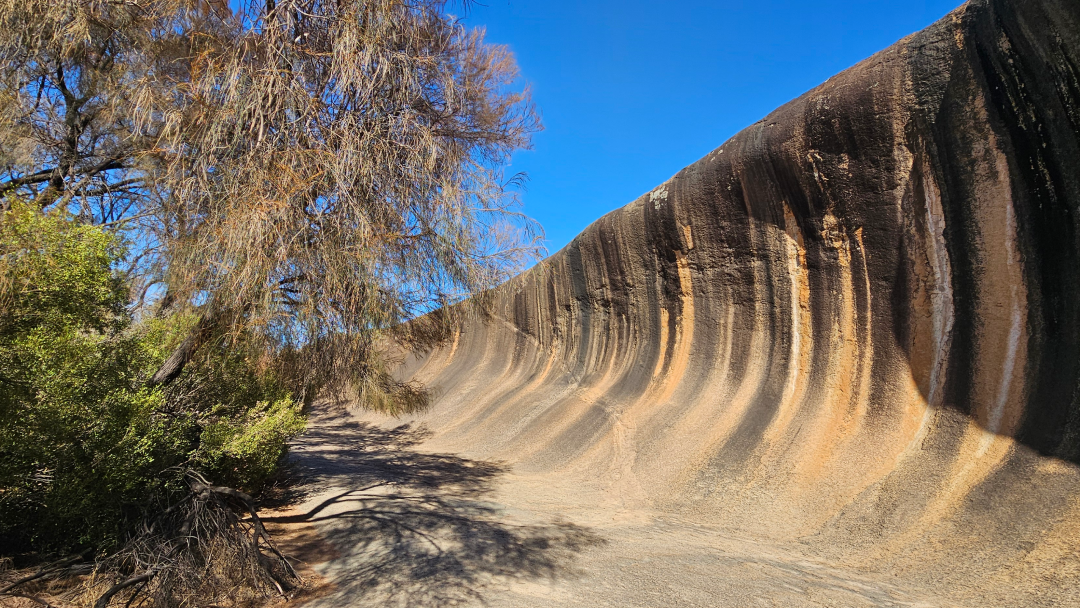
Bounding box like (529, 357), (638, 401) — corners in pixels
(267, 410), (604, 607)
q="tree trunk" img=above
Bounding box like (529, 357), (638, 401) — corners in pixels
(148, 315), (209, 387)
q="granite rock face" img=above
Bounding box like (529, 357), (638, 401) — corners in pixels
(400, 0), (1080, 601)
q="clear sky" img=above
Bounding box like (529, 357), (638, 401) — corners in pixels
(459, 0), (965, 256)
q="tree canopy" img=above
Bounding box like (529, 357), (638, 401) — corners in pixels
(0, 0), (542, 398)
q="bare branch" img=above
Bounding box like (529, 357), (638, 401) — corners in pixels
(0, 555), (89, 594)
(0, 160), (125, 197)
(93, 571), (156, 608)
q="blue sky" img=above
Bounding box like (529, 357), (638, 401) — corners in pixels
(459, 0), (965, 256)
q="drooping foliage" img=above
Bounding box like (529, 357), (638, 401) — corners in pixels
(0, 4), (540, 598)
(0, 0), (542, 401)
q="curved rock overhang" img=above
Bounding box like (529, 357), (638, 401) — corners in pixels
(395, 0), (1080, 599)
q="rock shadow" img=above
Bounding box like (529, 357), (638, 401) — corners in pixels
(272, 410), (604, 607)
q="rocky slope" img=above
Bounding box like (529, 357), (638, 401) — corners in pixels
(368, 0), (1080, 603)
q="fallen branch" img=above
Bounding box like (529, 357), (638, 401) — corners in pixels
(93, 571), (156, 608)
(0, 554), (89, 594)
(83, 473), (303, 608)
(190, 480), (300, 588)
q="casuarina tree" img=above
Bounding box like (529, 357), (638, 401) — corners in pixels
(0, 0), (541, 399)
(0, 1), (540, 604)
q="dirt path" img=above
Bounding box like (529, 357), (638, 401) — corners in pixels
(286, 406), (953, 608)
(276, 2), (1080, 604)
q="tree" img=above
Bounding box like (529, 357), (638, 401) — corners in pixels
(0, 0), (542, 400)
(0, 1), (540, 603)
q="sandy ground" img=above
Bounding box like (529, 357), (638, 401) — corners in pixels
(285, 406), (957, 608)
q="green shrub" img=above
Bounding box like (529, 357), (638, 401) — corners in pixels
(0, 202), (305, 555)
(197, 397), (306, 491)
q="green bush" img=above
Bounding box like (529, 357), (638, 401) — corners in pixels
(0, 202), (305, 555)
(197, 397), (307, 491)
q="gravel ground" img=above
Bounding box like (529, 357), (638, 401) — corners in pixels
(287, 406), (954, 608)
